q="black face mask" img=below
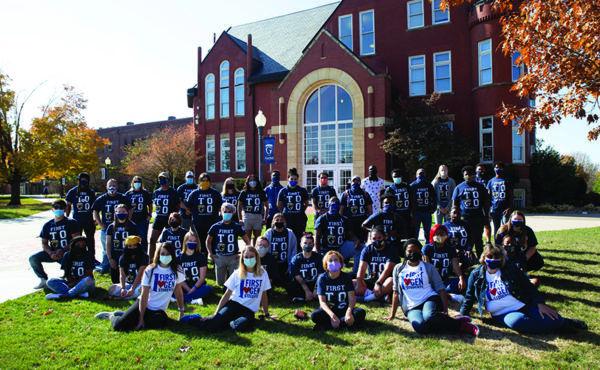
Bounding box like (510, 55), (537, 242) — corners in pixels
(74, 247), (86, 256)
(226, 183), (235, 190)
(406, 252), (421, 262)
(274, 222), (285, 229)
(169, 221), (180, 229)
(125, 246), (139, 258)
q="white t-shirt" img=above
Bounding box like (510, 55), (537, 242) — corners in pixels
(225, 269), (271, 313)
(400, 261), (437, 310)
(484, 270), (525, 316)
(141, 265), (185, 312)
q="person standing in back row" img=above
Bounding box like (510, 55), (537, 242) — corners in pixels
(387, 168), (417, 238)
(487, 162), (514, 236)
(410, 169), (436, 241)
(277, 168), (309, 246)
(431, 165), (456, 225)
(177, 171), (197, 231)
(65, 172), (97, 261)
(362, 165), (385, 214)
(149, 172), (180, 259)
(264, 171), (284, 229)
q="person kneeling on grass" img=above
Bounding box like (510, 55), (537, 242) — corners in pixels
(181, 246), (276, 332)
(178, 231), (213, 305)
(46, 236), (95, 300)
(311, 251), (366, 331)
(383, 239), (479, 336)
(459, 243), (588, 334)
(95, 242), (185, 331)
(106, 236), (148, 300)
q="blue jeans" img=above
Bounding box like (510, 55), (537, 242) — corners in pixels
(490, 212), (509, 237)
(29, 250), (60, 279)
(47, 276), (95, 297)
(328, 241), (364, 274)
(444, 278), (461, 294)
(98, 228), (109, 271)
(494, 305), (565, 334)
(181, 285), (213, 303)
(415, 211), (432, 242)
(406, 294), (460, 334)
(136, 219), (150, 253)
(189, 300), (255, 332)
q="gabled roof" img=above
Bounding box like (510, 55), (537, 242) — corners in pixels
(226, 2), (340, 84)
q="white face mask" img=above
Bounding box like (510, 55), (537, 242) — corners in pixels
(159, 255), (172, 265)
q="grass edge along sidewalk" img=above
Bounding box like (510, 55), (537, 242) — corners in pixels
(0, 196), (50, 219)
(0, 227), (599, 368)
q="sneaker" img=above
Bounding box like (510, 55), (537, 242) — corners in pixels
(170, 297), (177, 303)
(460, 322), (480, 336)
(450, 294), (465, 303)
(113, 310), (125, 317)
(292, 297), (305, 302)
(79, 292), (89, 298)
(190, 298), (204, 305)
(567, 318), (588, 330)
(94, 267), (109, 274)
(455, 315), (472, 323)
(180, 314), (202, 322)
(45, 293), (61, 300)
(34, 278), (47, 290)
(94, 259), (101, 266)
(94, 312), (113, 320)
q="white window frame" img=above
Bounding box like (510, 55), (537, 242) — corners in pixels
(234, 68), (244, 116)
(206, 139), (216, 173)
(409, 55), (426, 96)
(235, 136), (246, 172)
(432, 0), (450, 24)
(479, 116), (494, 163)
(205, 74), (215, 120)
(220, 61), (230, 118)
(338, 14), (353, 51)
(359, 10), (375, 56)
(478, 39), (492, 86)
(512, 52), (525, 82)
(433, 51), (452, 93)
(407, 0), (424, 29)
(512, 120), (525, 164)
(220, 137), (230, 172)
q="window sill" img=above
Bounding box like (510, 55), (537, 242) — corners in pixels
(472, 81), (513, 92)
(407, 21), (453, 32)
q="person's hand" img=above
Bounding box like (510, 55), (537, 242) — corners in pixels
(209, 253), (218, 261)
(147, 215), (152, 221)
(373, 284), (383, 298)
(466, 250), (473, 261)
(265, 314), (279, 320)
(120, 289), (128, 298)
(201, 315), (214, 322)
(109, 258), (118, 270)
(185, 209), (192, 215)
(305, 289), (315, 302)
(355, 281), (366, 296)
(459, 276), (466, 291)
(99, 223), (106, 230)
(134, 320), (145, 330)
(345, 311), (355, 326)
(239, 220), (244, 226)
(261, 219), (267, 226)
(353, 240), (361, 250)
(382, 315), (395, 321)
(538, 303), (559, 320)
(179, 310), (185, 319)
(502, 208), (511, 217)
(330, 314), (341, 329)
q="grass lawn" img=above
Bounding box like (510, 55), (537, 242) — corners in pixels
(0, 196), (49, 219)
(1, 228), (599, 368)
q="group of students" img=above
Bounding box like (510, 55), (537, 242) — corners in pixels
(28, 165), (587, 336)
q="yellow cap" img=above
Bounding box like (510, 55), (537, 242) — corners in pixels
(124, 235), (142, 245)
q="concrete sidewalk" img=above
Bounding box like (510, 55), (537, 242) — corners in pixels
(2, 206), (600, 303)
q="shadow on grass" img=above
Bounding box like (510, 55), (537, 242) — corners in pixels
(540, 268), (600, 280)
(543, 255), (599, 265)
(542, 291), (600, 310)
(538, 275), (600, 294)
(542, 248), (600, 257)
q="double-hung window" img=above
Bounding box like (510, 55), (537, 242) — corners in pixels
(478, 39), (492, 85)
(359, 10), (375, 55)
(479, 116), (493, 163)
(234, 68), (244, 116)
(220, 61), (229, 118)
(432, 0), (450, 24)
(434, 51), (451, 93)
(408, 0), (424, 29)
(339, 15), (353, 51)
(409, 55), (426, 96)
(205, 74), (215, 120)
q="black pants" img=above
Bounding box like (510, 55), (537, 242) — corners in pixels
(527, 250), (544, 271)
(311, 305), (366, 329)
(288, 222), (307, 254)
(80, 222), (97, 256)
(285, 280), (317, 300)
(193, 224), (211, 256)
(464, 215), (485, 258)
(350, 218), (368, 243)
(111, 300), (168, 332)
(188, 300), (255, 332)
(109, 251), (123, 284)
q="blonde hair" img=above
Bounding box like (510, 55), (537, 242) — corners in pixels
(479, 243), (507, 268)
(221, 177), (237, 196)
(238, 245), (263, 279)
(181, 231), (199, 255)
(129, 176), (145, 191)
(496, 210), (528, 249)
(434, 165), (448, 181)
(322, 250), (344, 271)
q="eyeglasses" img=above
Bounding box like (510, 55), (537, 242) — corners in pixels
(53, 206), (66, 210)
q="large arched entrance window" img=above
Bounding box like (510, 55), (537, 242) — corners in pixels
(303, 84), (353, 194)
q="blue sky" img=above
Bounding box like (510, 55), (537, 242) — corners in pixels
(1, 0), (598, 164)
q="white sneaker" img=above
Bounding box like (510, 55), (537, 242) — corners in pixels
(34, 278), (47, 290)
(450, 294), (465, 303)
(170, 297), (177, 303)
(94, 312), (113, 320)
(79, 292), (89, 298)
(45, 293), (61, 300)
(190, 298), (204, 305)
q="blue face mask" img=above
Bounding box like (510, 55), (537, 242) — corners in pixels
(485, 258), (502, 270)
(53, 209), (65, 218)
(328, 202), (341, 214)
(186, 178), (194, 185)
(187, 242), (197, 250)
(116, 213), (128, 221)
(158, 179), (168, 186)
(244, 257), (257, 268)
(383, 204), (394, 214)
(249, 181), (257, 188)
(79, 179), (88, 186)
(351, 183), (360, 191)
(476, 170), (483, 177)
(223, 213), (233, 221)
(495, 168), (503, 175)
(511, 219), (524, 228)
(289, 180), (298, 187)
(133, 182), (142, 190)
(393, 177), (402, 185)
(417, 174), (425, 181)
(372, 239), (385, 250)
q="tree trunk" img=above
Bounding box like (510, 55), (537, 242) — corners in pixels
(8, 171), (21, 206)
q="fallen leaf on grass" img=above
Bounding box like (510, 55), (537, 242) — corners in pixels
(325, 345), (332, 350)
(43, 309), (53, 316)
(341, 359), (346, 365)
(179, 346), (191, 353)
(74, 358), (79, 363)
(215, 359), (221, 366)
(290, 342), (295, 346)
(50, 353), (54, 360)
(135, 355), (141, 364)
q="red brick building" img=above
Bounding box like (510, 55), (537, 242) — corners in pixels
(188, 0), (532, 202)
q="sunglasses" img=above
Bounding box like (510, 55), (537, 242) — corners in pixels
(53, 206), (66, 210)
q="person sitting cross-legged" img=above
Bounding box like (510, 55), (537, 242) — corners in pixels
(45, 236), (95, 300)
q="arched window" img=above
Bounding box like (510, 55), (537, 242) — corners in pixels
(220, 61), (230, 118)
(234, 68), (245, 116)
(205, 74), (215, 120)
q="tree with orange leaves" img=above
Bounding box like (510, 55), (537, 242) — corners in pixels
(442, 0), (600, 139)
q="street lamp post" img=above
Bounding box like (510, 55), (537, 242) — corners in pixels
(105, 157), (112, 181)
(255, 109), (267, 185)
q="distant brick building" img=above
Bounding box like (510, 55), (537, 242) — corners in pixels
(188, 0), (532, 204)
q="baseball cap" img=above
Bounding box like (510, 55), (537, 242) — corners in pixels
(185, 171), (194, 178)
(158, 172), (169, 179)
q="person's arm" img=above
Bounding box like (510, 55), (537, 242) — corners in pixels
(295, 274), (314, 301)
(438, 289), (449, 313)
(384, 291), (400, 320)
(106, 233), (117, 269)
(506, 181), (515, 215)
(212, 288), (233, 317)
(287, 231), (297, 266)
(459, 269), (477, 316)
(119, 267), (128, 294)
(135, 285), (150, 330)
(65, 202), (72, 218)
(373, 262), (395, 297)
(318, 294), (340, 328)
(241, 234), (251, 246)
(41, 238), (55, 259)
(314, 228), (322, 253)
(451, 258), (465, 291)
(277, 200), (283, 213)
(93, 210), (104, 230)
(206, 235), (217, 260)
(237, 201), (244, 225)
(345, 291), (357, 326)
(125, 265), (146, 297)
(354, 261), (368, 296)
(263, 198), (269, 225)
(174, 282), (185, 319)
(260, 290), (273, 318)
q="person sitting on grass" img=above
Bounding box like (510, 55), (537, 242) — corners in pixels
(45, 236), (95, 300)
(495, 210), (544, 272)
(311, 250), (366, 331)
(95, 242), (185, 331)
(181, 246), (277, 332)
(178, 231), (212, 305)
(106, 236), (148, 300)
(460, 243), (587, 334)
(263, 213), (298, 284)
(286, 233), (324, 302)
(106, 204), (139, 286)
(255, 236), (279, 289)
(159, 212), (188, 258)
(384, 239), (480, 336)
(354, 226), (398, 303)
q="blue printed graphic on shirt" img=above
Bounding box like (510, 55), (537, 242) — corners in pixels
(238, 278), (264, 299)
(401, 267), (425, 290)
(152, 271), (178, 292)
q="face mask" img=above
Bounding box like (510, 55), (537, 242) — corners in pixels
(406, 252), (421, 262)
(158, 179), (168, 186)
(328, 202), (341, 214)
(107, 186), (117, 195)
(74, 246), (86, 255)
(433, 235), (447, 244)
(159, 255), (172, 265)
(504, 244), (516, 254)
(200, 181), (210, 190)
(186, 178), (194, 185)
(133, 182), (142, 190)
(485, 258), (502, 270)
(169, 220), (180, 228)
(125, 246), (139, 256)
(289, 180), (298, 187)
(302, 244), (313, 253)
(274, 221), (285, 229)
(495, 168), (503, 175)
(53, 209), (65, 218)
(351, 183), (360, 191)
(319, 178), (328, 186)
(249, 180), (257, 188)
(393, 177), (402, 185)
(79, 179), (88, 186)
(116, 213), (128, 221)
(383, 204), (394, 214)
(257, 247), (269, 256)
(187, 242), (197, 250)
(327, 260), (342, 273)
(372, 240), (385, 250)
(511, 220), (524, 228)
(476, 170), (483, 176)
(440, 170), (447, 177)
(244, 257), (257, 268)
(226, 183), (235, 190)
(223, 213), (233, 221)
(464, 175), (475, 183)
(369, 169), (377, 177)
(417, 174), (425, 181)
